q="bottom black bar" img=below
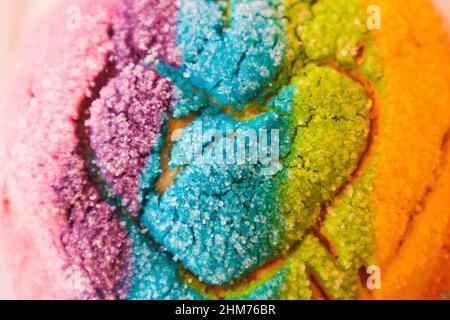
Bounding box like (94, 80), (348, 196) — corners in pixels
(0, 300), (446, 318)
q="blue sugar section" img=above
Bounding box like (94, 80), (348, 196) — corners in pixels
(124, 209), (289, 300)
(134, 0), (291, 296)
(141, 111), (291, 286)
(169, 111), (291, 168)
(128, 133), (205, 300)
(124, 220), (204, 300)
(167, 0), (285, 109)
(124, 196), (289, 300)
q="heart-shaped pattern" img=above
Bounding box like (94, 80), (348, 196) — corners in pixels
(139, 0), (370, 285)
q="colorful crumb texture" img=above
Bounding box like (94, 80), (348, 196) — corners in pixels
(1, 0), (449, 300)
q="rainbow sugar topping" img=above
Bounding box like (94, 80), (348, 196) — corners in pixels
(4, 0), (381, 299)
(119, 0), (375, 299)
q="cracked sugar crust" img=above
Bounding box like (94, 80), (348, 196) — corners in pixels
(141, 65), (370, 286)
(3, 0), (372, 299)
(89, 63), (172, 214)
(172, 0), (285, 107)
(142, 111), (289, 285)
(1, 0), (385, 300)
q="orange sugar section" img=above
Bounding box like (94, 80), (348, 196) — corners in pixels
(365, 0), (450, 299)
(427, 195), (450, 300)
(375, 136), (450, 299)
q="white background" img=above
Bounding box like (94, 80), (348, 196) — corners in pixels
(0, 0), (449, 299)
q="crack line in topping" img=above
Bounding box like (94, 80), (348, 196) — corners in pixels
(307, 268), (334, 300)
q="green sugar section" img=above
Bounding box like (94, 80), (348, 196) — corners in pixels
(297, 0), (367, 68)
(324, 163), (377, 272)
(275, 64), (371, 242)
(274, 0), (381, 299)
(274, 65), (372, 300)
(280, 235), (361, 299)
(273, 0), (381, 299)
(279, 0), (367, 80)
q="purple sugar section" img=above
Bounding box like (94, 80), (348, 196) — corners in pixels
(89, 64), (171, 214)
(58, 156), (131, 300)
(89, 0), (180, 215)
(113, 0), (181, 69)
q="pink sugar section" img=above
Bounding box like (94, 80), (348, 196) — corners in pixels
(0, 0), (131, 299)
